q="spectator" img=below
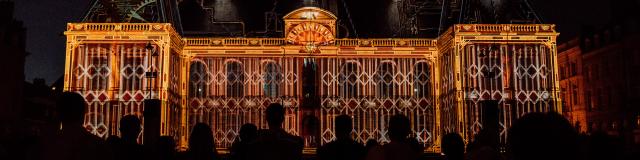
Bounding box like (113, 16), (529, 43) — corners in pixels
(230, 123), (257, 160)
(441, 133), (464, 160)
(381, 114), (423, 160)
(42, 92), (110, 160)
(183, 123), (219, 160)
(507, 112), (579, 160)
(115, 115), (143, 160)
(248, 103), (303, 160)
(156, 136), (177, 160)
(317, 115), (365, 160)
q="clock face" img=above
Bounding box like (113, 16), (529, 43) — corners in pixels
(126, 0), (159, 22)
(286, 22), (334, 45)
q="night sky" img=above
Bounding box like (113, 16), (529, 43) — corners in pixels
(14, 0), (612, 84)
(14, 0), (90, 84)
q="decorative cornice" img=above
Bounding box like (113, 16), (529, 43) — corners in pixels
(184, 38), (437, 47)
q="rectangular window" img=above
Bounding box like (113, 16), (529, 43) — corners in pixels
(594, 64), (600, 80)
(572, 84), (579, 105)
(584, 66), (590, 82)
(586, 91), (592, 111)
(597, 89), (603, 110)
(570, 62), (577, 76)
(560, 66), (565, 79)
(560, 87), (566, 106)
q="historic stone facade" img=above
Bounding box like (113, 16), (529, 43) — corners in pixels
(558, 24), (640, 144)
(63, 7), (561, 152)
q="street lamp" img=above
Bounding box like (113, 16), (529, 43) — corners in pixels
(142, 42), (162, 147)
(145, 42), (159, 99)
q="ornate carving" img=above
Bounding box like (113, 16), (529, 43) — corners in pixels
(286, 22), (335, 45)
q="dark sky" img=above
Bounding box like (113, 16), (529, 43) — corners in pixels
(531, 0), (613, 41)
(14, 0), (90, 84)
(14, 0), (613, 84)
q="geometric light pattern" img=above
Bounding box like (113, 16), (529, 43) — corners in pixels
(188, 57), (300, 148)
(64, 21), (560, 153)
(69, 43), (155, 138)
(437, 24), (560, 148)
(318, 58), (435, 147)
(460, 44), (555, 142)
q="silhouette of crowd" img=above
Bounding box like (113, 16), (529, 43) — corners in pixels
(1, 92), (637, 160)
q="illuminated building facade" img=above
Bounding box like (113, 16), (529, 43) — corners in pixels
(557, 39), (586, 133)
(558, 24), (640, 143)
(64, 2), (561, 152)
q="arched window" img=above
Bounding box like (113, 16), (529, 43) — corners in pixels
(413, 62), (431, 98)
(263, 62), (282, 97)
(189, 61), (207, 98)
(377, 61), (395, 98)
(339, 61), (360, 98)
(226, 61), (244, 98)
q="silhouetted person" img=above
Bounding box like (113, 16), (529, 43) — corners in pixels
(113, 115), (143, 160)
(317, 115), (366, 160)
(156, 136), (177, 160)
(381, 114), (423, 160)
(184, 123), (218, 160)
(106, 135), (121, 158)
(364, 139), (382, 160)
(441, 133), (464, 160)
(467, 132), (505, 160)
(586, 131), (624, 160)
(507, 112), (579, 160)
(365, 139), (380, 151)
(230, 123), (257, 160)
(248, 103), (303, 160)
(43, 92), (109, 160)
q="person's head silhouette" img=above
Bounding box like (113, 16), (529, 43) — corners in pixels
(56, 92), (86, 126)
(266, 103), (285, 129)
(106, 135), (122, 152)
(388, 114), (411, 141)
(189, 123), (215, 153)
(508, 112), (578, 160)
(157, 136), (177, 160)
(119, 115), (141, 143)
(239, 123), (257, 142)
(441, 133), (464, 160)
(587, 131), (623, 160)
(366, 139), (379, 148)
(334, 115), (353, 140)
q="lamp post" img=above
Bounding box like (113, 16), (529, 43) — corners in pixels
(145, 42), (159, 99)
(143, 42), (161, 146)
